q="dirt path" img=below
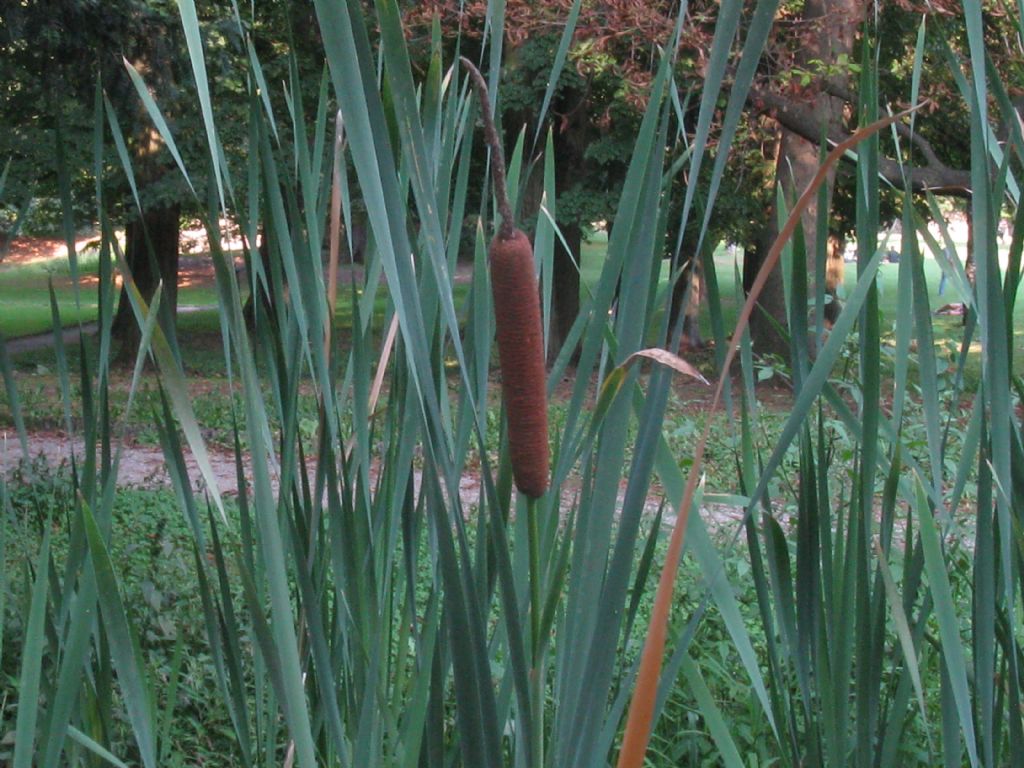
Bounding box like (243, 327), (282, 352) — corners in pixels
(0, 431), (492, 514)
(0, 431), (241, 492)
(0, 430), (750, 530)
(4, 322), (100, 355)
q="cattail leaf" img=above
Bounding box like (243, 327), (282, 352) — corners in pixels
(548, 34), (671, 494)
(747, 247), (885, 512)
(156, 632), (187, 763)
(531, 0), (582, 150)
(45, 284), (72, 438)
(920, 193), (973, 306)
(890, 205), (914, 427)
(680, 654), (746, 768)
(622, 348), (709, 384)
(917, 481), (979, 767)
(378, 0), (474, 385)
(587, 347), (709, 460)
(643, 444), (780, 745)
(244, 38), (278, 141)
(316, 0), (455, 481)
(556, 55), (675, 768)
(0, 332), (29, 458)
(175, 0), (223, 207)
(427, 471), (502, 767)
(112, 258), (227, 523)
(905, 206), (944, 495)
(54, 124), (80, 307)
(12, 530), (51, 768)
(65, 726), (131, 768)
(485, 0), (506, 105)
(695, 0), (781, 258)
(39, 538), (102, 767)
(81, 498), (157, 768)
(537, 129), (557, 356)
(619, 105), (914, 766)
(677, 0), (746, 251)
(873, 538), (932, 742)
(398, 590), (442, 768)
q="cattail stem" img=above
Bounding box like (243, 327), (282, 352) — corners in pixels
(460, 57), (515, 240)
(527, 495), (544, 768)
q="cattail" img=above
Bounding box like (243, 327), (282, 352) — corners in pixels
(461, 58), (549, 498)
(490, 229), (549, 497)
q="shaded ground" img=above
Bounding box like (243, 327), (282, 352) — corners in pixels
(4, 322), (100, 355)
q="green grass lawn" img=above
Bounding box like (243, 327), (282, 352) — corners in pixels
(4, 231), (1021, 380)
(578, 231), (1023, 379)
(0, 248), (102, 337)
(0, 246), (222, 338)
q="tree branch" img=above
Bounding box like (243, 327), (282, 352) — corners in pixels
(748, 85), (973, 197)
(822, 80), (950, 169)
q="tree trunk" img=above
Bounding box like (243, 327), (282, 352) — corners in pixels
(747, 0), (867, 358)
(112, 32), (181, 358)
(112, 202), (180, 358)
(746, 225), (790, 356)
(549, 224), (581, 363)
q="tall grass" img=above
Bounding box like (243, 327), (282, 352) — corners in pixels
(1, 1), (1021, 765)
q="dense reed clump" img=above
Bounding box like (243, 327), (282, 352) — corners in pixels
(461, 57), (549, 498)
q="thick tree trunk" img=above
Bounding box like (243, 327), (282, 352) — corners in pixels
(747, 0), (867, 358)
(112, 202), (180, 357)
(112, 32), (181, 358)
(752, 127), (841, 357)
(746, 226), (790, 356)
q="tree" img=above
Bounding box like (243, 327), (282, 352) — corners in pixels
(0, 1), (326, 354)
(740, 1), (1021, 357)
(742, 0), (870, 355)
(0, 1), (191, 354)
(107, 8), (189, 355)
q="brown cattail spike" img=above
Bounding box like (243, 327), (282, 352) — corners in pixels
(461, 57), (549, 498)
(490, 229), (549, 497)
